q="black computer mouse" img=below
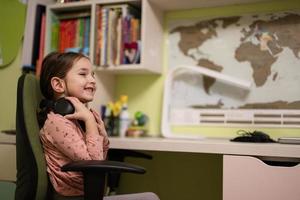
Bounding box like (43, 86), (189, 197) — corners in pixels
(231, 130), (276, 143)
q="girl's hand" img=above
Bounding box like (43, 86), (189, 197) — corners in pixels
(64, 97), (94, 122)
(90, 109), (108, 137)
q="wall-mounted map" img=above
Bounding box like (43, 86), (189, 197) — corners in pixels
(167, 11), (300, 127)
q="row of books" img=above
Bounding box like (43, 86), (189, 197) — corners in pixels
(94, 4), (141, 67)
(34, 10), (90, 76)
(51, 12), (91, 55)
(32, 3), (140, 76)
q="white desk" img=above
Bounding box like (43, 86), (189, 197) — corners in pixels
(109, 137), (300, 160)
(110, 136), (300, 200)
(3, 134), (300, 162)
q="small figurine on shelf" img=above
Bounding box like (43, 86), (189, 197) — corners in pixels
(126, 111), (149, 137)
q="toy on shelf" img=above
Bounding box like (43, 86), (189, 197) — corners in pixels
(126, 111), (148, 137)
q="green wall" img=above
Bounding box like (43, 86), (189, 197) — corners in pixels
(0, 0), (25, 131)
(1, 1), (300, 200)
(0, 47), (22, 131)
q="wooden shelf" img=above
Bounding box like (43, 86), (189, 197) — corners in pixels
(149, 0), (273, 11)
(94, 64), (161, 74)
(48, 1), (92, 10)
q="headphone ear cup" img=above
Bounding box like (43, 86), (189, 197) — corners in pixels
(53, 98), (75, 116)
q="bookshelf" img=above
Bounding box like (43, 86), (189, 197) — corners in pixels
(44, 0), (163, 74)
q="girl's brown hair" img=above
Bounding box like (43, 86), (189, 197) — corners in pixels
(38, 52), (88, 127)
(40, 52), (87, 100)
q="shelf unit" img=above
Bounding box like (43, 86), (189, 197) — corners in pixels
(45, 0), (163, 74)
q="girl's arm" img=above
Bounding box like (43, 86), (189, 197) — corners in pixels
(43, 113), (103, 161)
(63, 97), (107, 160)
(91, 109), (110, 159)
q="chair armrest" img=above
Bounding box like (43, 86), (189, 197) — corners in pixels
(61, 160), (145, 174)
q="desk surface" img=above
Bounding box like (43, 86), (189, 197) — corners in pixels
(2, 132), (300, 160)
(109, 137), (300, 160)
(0, 132), (15, 145)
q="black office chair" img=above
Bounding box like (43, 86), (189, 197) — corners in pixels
(15, 72), (159, 200)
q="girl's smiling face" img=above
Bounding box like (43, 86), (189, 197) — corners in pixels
(63, 57), (96, 103)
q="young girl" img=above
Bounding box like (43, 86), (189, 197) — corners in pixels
(38, 52), (109, 197)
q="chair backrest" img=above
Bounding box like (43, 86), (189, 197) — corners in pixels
(15, 73), (49, 200)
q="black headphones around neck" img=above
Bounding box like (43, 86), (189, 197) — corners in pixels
(40, 97), (75, 116)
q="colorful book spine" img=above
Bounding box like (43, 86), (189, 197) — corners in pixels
(84, 17), (90, 54)
(36, 13), (46, 77)
(95, 5), (102, 65)
(51, 16), (59, 52)
(52, 10), (90, 54)
(100, 8), (108, 66)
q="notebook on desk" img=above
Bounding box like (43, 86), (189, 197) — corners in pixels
(278, 137), (300, 144)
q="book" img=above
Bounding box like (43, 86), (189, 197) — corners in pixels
(95, 5), (102, 65)
(108, 8), (121, 65)
(50, 15), (59, 52)
(31, 5), (45, 66)
(100, 8), (108, 66)
(83, 17), (90, 54)
(116, 16), (122, 65)
(36, 13), (46, 77)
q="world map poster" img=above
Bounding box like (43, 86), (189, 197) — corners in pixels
(167, 11), (300, 127)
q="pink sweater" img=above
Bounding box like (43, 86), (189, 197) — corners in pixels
(40, 111), (109, 196)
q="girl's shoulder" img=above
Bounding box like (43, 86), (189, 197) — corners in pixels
(44, 112), (75, 128)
